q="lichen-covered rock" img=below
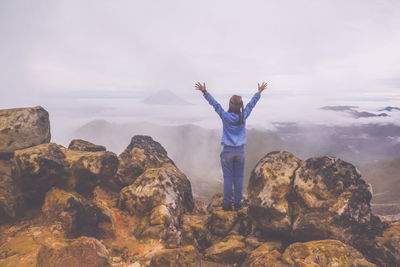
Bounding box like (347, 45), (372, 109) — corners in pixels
(0, 225), (44, 267)
(37, 236), (111, 267)
(367, 221), (400, 266)
(68, 139), (106, 152)
(282, 239), (376, 267)
(206, 193), (224, 213)
(62, 148), (118, 194)
(0, 157), (24, 221)
(248, 151), (301, 236)
(203, 235), (247, 264)
(181, 214), (212, 251)
(192, 198), (207, 215)
(150, 204), (171, 226)
(244, 242), (285, 267)
(115, 135), (177, 187)
(248, 151), (384, 244)
(119, 166), (194, 223)
(293, 156), (374, 242)
(148, 245), (201, 267)
(0, 106), (50, 152)
(11, 143), (119, 206)
(12, 143), (67, 206)
(42, 188), (114, 238)
(207, 209), (238, 236)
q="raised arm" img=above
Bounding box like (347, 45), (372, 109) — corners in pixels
(195, 82), (231, 122)
(243, 82), (267, 119)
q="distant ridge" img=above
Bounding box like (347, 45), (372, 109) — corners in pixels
(379, 106), (400, 112)
(142, 89), (193, 105)
(321, 105), (388, 118)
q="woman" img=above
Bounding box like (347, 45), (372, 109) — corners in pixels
(195, 82), (267, 211)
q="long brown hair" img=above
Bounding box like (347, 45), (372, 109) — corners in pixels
(228, 95), (244, 125)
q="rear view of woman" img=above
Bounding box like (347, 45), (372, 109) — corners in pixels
(195, 82), (267, 210)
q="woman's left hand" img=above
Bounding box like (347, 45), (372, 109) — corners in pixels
(258, 82), (268, 93)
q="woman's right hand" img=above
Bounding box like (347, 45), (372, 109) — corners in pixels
(195, 82), (207, 94)
(258, 82), (268, 93)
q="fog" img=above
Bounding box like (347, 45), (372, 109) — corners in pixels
(1, 1), (400, 201)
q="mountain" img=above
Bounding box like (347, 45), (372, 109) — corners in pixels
(361, 157), (400, 204)
(142, 89), (193, 105)
(321, 105), (388, 118)
(71, 119), (400, 206)
(380, 106), (400, 112)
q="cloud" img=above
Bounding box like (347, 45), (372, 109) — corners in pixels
(0, 0), (399, 133)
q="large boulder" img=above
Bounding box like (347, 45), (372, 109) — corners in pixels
(119, 166), (194, 219)
(282, 240), (376, 267)
(42, 188), (114, 238)
(62, 148), (118, 195)
(0, 106), (50, 152)
(36, 236), (111, 267)
(244, 239), (375, 267)
(12, 143), (67, 206)
(11, 143), (118, 207)
(116, 135), (177, 187)
(248, 151), (301, 236)
(248, 151), (384, 244)
(0, 156), (24, 221)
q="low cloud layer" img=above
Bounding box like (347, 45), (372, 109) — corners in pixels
(0, 0), (399, 140)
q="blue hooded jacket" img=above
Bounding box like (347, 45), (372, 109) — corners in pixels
(203, 91), (261, 147)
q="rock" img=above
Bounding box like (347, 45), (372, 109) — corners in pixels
(203, 235), (247, 264)
(243, 236), (265, 249)
(248, 151), (383, 244)
(11, 143), (118, 206)
(68, 139), (106, 152)
(192, 198), (207, 215)
(248, 151), (301, 237)
(0, 106), (50, 152)
(206, 209), (238, 236)
(115, 135), (177, 187)
(206, 193), (224, 213)
(367, 221), (400, 266)
(0, 157), (24, 221)
(0, 224), (44, 267)
(37, 236), (111, 267)
(63, 148), (118, 195)
(293, 156), (374, 242)
(148, 245), (201, 267)
(248, 250), (285, 267)
(161, 223), (182, 249)
(150, 204), (172, 226)
(244, 242), (284, 267)
(42, 188), (114, 238)
(12, 143), (67, 206)
(282, 239), (376, 267)
(119, 165), (194, 223)
(181, 214), (212, 251)
(230, 207), (253, 236)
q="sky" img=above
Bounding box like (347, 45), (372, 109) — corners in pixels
(1, 0), (400, 143)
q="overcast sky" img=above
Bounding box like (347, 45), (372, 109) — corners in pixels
(1, 0), (400, 139)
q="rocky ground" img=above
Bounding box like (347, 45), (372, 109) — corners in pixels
(0, 106), (399, 267)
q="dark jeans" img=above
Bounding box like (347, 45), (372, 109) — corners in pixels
(220, 145), (245, 207)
